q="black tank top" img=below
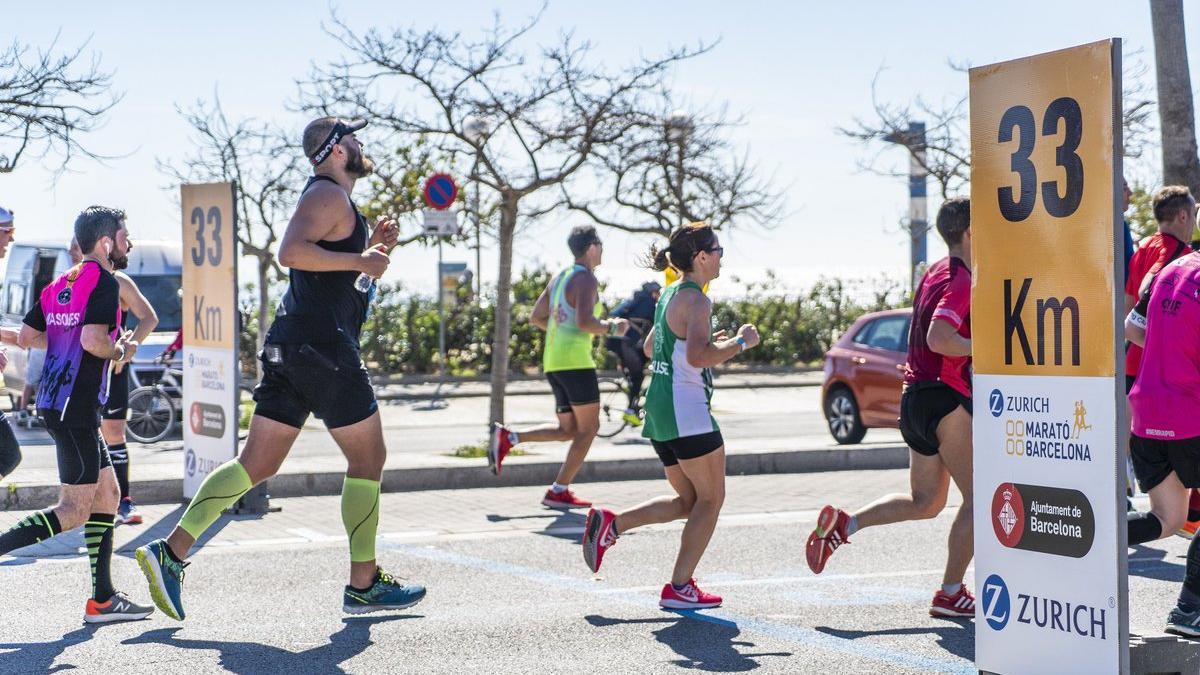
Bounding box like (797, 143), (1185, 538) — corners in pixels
(269, 175), (370, 345)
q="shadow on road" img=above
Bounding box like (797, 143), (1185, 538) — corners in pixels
(586, 613), (791, 672)
(0, 622), (128, 673)
(815, 618), (973, 661)
(486, 509), (586, 541)
(120, 615), (417, 674)
(1130, 546), (1185, 582)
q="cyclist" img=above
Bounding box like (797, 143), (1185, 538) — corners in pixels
(605, 282), (660, 426)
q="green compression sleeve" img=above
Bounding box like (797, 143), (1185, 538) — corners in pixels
(179, 460), (253, 539)
(342, 477), (381, 563)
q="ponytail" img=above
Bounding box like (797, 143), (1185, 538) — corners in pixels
(643, 221), (716, 275)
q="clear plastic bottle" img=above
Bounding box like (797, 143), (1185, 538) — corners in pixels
(354, 272), (374, 293)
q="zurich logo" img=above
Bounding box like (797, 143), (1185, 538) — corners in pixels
(989, 389), (1004, 418)
(982, 574), (1011, 630)
(185, 448), (196, 477)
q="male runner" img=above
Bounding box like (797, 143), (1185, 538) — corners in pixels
(71, 236), (159, 525)
(0, 205), (152, 623)
(0, 206), (23, 479)
(489, 226), (629, 508)
(137, 116), (424, 621)
(1125, 186), (1200, 535)
(806, 197), (975, 618)
(1123, 217), (1200, 635)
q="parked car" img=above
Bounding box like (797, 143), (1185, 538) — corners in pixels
(0, 239), (182, 401)
(822, 307), (912, 444)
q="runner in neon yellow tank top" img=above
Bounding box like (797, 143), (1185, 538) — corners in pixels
(490, 226), (629, 509)
(579, 222), (762, 610)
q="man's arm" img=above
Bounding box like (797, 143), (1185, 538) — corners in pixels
(116, 272), (159, 366)
(17, 325), (46, 349)
(927, 270), (971, 357)
(571, 273), (626, 337)
(927, 319), (971, 357)
(277, 184), (388, 276)
(81, 324), (126, 361)
(530, 286), (551, 332)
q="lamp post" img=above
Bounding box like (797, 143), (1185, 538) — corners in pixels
(464, 115), (489, 302)
(666, 110), (694, 227)
(883, 121), (928, 292)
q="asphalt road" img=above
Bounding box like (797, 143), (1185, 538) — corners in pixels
(0, 469), (1187, 674)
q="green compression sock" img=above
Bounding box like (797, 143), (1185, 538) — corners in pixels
(342, 477), (381, 563)
(179, 461), (253, 539)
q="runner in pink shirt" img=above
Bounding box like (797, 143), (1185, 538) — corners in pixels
(1125, 193), (1200, 636)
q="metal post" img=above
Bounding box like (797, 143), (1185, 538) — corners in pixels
(437, 235), (446, 374)
(907, 122), (929, 292)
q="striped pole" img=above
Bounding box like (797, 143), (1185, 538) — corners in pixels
(907, 122), (928, 292)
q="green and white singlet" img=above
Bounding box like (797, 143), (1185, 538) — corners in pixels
(543, 264), (602, 373)
(642, 281), (719, 442)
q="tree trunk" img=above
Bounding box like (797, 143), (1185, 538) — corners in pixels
(488, 194), (519, 425)
(1151, 0), (1200, 194)
(256, 257), (271, 384)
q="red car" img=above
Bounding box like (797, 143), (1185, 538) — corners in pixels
(822, 307), (912, 444)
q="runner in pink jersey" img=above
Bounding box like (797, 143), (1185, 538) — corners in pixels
(1125, 241), (1200, 637)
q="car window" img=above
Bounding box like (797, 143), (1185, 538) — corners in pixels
(866, 316), (908, 353)
(851, 319), (876, 346)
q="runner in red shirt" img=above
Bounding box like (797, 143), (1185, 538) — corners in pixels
(806, 197), (975, 618)
(1125, 186), (1199, 536)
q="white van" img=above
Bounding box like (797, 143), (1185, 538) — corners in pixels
(1, 240), (182, 400)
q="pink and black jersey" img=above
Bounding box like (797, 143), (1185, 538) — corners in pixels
(1128, 252), (1200, 440)
(23, 261), (121, 425)
(904, 256), (972, 398)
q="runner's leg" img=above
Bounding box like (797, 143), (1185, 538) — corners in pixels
(85, 466), (121, 601)
(1130, 470), (1189, 545)
(933, 406), (973, 586)
(670, 447), (726, 586)
(613, 465), (696, 534)
(852, 450), (950, 530)
(514, 412), (577, 443)
(101, 419), (129, 498)
(0, 412), (20, 478)
(328, 410), (387, 589)
(554, 402), (600, 486)
(165, 414), (299, 558)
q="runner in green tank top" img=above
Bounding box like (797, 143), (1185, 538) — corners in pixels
(579, 222), (761, 610)
(489, 226), (629, 509)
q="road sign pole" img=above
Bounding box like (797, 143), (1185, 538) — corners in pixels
(438, 235), (446, 374)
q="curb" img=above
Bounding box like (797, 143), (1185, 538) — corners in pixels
(0, 445), (909, 511)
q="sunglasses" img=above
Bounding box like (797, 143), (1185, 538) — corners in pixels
(702, 246), (724, 256)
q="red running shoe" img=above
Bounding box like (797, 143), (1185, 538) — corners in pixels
(930, 585), (976, 618)
(582, 508), (617, 573)
(543, 488), (592, 510)
(805, 505), (851, 574)
(660, 579), (722, 610)
(489, 423), (514, 476)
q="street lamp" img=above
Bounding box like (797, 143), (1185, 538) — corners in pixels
(464, 115), (489, 301)
(882, 121), (928, 292)
(665, 110), (694, 227)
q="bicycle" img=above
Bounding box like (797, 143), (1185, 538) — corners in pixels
(597, 361), (646, 439)
(126, 361), (182, 444)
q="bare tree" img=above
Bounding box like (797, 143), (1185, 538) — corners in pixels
(1150, 0), (1200, 194)
(0, 35), (121, 173)
(158, 95), (306, 381)
(562, 98), (783, 237)
(300, 8), (711, 424)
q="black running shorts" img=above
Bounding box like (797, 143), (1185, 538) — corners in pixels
(42, 410), (112, 485)
(546, 369), (600, 413)
(898, 382), (973, 457)
(253, 342), (378, 430)
(1130, 434), (1200, 493)
(651, 430), (725, 467)
(101, 366), (129, 421)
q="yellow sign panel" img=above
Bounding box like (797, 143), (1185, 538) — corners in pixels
(969, 40), (1118, 377)
(181, 183), (237, 350)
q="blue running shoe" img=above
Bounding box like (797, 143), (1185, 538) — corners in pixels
(343, 567), (426, 614)
(1167, 603), (1200, 638)
(136, 539), (188, 620)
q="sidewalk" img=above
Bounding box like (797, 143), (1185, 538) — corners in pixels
(0, 372), (903, 511)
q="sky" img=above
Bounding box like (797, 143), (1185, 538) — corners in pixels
(5, 1), (1199, 300)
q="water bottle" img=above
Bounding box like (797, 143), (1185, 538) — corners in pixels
(354, 273), (374, 293)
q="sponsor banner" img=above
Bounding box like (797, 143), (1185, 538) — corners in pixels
(970, 40), (1124, 675)
(181, 183), (239, 498)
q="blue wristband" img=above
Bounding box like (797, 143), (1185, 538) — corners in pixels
(736, 336), (747, 352)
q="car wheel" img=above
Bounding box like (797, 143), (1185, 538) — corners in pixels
(826, 387), (867, 445)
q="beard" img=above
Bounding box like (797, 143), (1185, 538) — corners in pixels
(345, 144), (375, 178)
(111, 249), (129, 270)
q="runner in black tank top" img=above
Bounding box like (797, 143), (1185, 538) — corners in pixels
(274, 174), (370, 345)
(137, 116), (426, 623)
